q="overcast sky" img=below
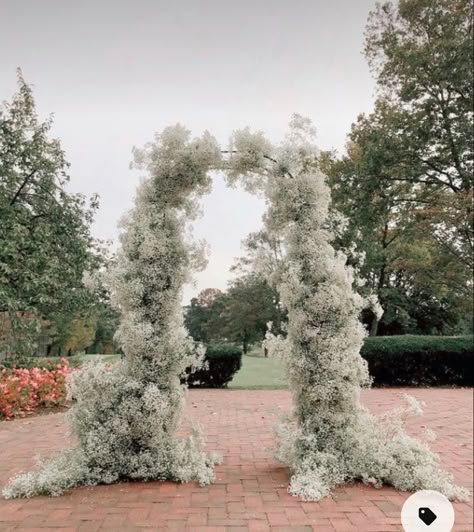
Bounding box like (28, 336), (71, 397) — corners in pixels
(0, 0), (378, 302)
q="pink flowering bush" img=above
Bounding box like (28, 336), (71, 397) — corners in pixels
(0, 359), (71, 419)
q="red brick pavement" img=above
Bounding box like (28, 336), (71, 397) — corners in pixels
(0, 388), (472, 531)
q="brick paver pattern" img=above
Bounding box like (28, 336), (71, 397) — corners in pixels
(0, 388), (472, 531)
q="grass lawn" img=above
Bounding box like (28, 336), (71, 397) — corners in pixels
(80, 352), (289, 390)
(79, 354), (121, 364)
(228, 354), (288, 389)
(29, 354), (121, 368)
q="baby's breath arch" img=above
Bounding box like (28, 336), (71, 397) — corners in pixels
(3, 117), (467, 501)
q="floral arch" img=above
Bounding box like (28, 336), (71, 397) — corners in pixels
(4, 117), (467, 502)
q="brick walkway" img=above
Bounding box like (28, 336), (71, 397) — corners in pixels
(0, 389), (472, 531)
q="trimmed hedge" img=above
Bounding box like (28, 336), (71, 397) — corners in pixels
(361, 335), (474, 387)
(186, 344), (242, 388)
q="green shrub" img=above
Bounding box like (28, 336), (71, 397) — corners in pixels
(361, 335), (474, 386)
(186, 344), (242, 388)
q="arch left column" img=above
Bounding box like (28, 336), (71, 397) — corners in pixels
(3, 125), (222, 499)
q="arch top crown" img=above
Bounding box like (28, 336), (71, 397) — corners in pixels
(130, 114), (322, 212)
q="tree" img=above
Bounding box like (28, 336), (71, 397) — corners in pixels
(87, 300), (120, 354)
(323, 102), (471, 335)
(231, 229), (287, 348)
(48, 312), (97, 356)
(362, 0), (473, 330)
(231, 229), (284, 280)
(184, 288), (225, 343)
(45, 260), (120, 356)
(184, 276), (284, 353)
(365, 0), (473, 195)
(196, 287), (222, 307)
(220, 274), (282, 353)
(323, 0), (473, 335)
(0, 72), (101, 356)
(184, 272), (285, 353)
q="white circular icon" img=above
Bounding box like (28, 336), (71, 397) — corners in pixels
(401, 490), (455, 531)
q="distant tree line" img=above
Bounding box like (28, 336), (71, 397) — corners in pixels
(184, 228), (288, 353)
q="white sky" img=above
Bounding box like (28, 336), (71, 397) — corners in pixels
(0, 0), (378, 303)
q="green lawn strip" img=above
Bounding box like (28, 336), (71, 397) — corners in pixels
(26, 354), (121, 368)
(78, 354), (121, 364)
(228, 354), (288, 389)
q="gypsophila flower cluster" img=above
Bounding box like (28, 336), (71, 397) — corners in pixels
(3, 126), (222, 498)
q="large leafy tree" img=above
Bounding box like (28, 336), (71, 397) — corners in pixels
(231, 229), (285, 280)
(220, 274), (282, 353)
(366, 1), (473, 289)
(48, 260), (121, 356)
(184, 288), (225, 344)
(47, 290), (120, 356)
(184, 228), (287, 353)
(323, 102), (470, 335)
(0, 72), (100, 355)
(325, 0), (473, 334)
(48, 312), (98, 355)
(365, 0), (473, 194)
(184, 276), (283, 353)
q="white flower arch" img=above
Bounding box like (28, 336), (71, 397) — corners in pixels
(3, 117), (467, 502)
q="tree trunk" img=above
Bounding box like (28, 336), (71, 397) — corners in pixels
(370, 222), (389, 337)
(369, 314), (379, 336)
